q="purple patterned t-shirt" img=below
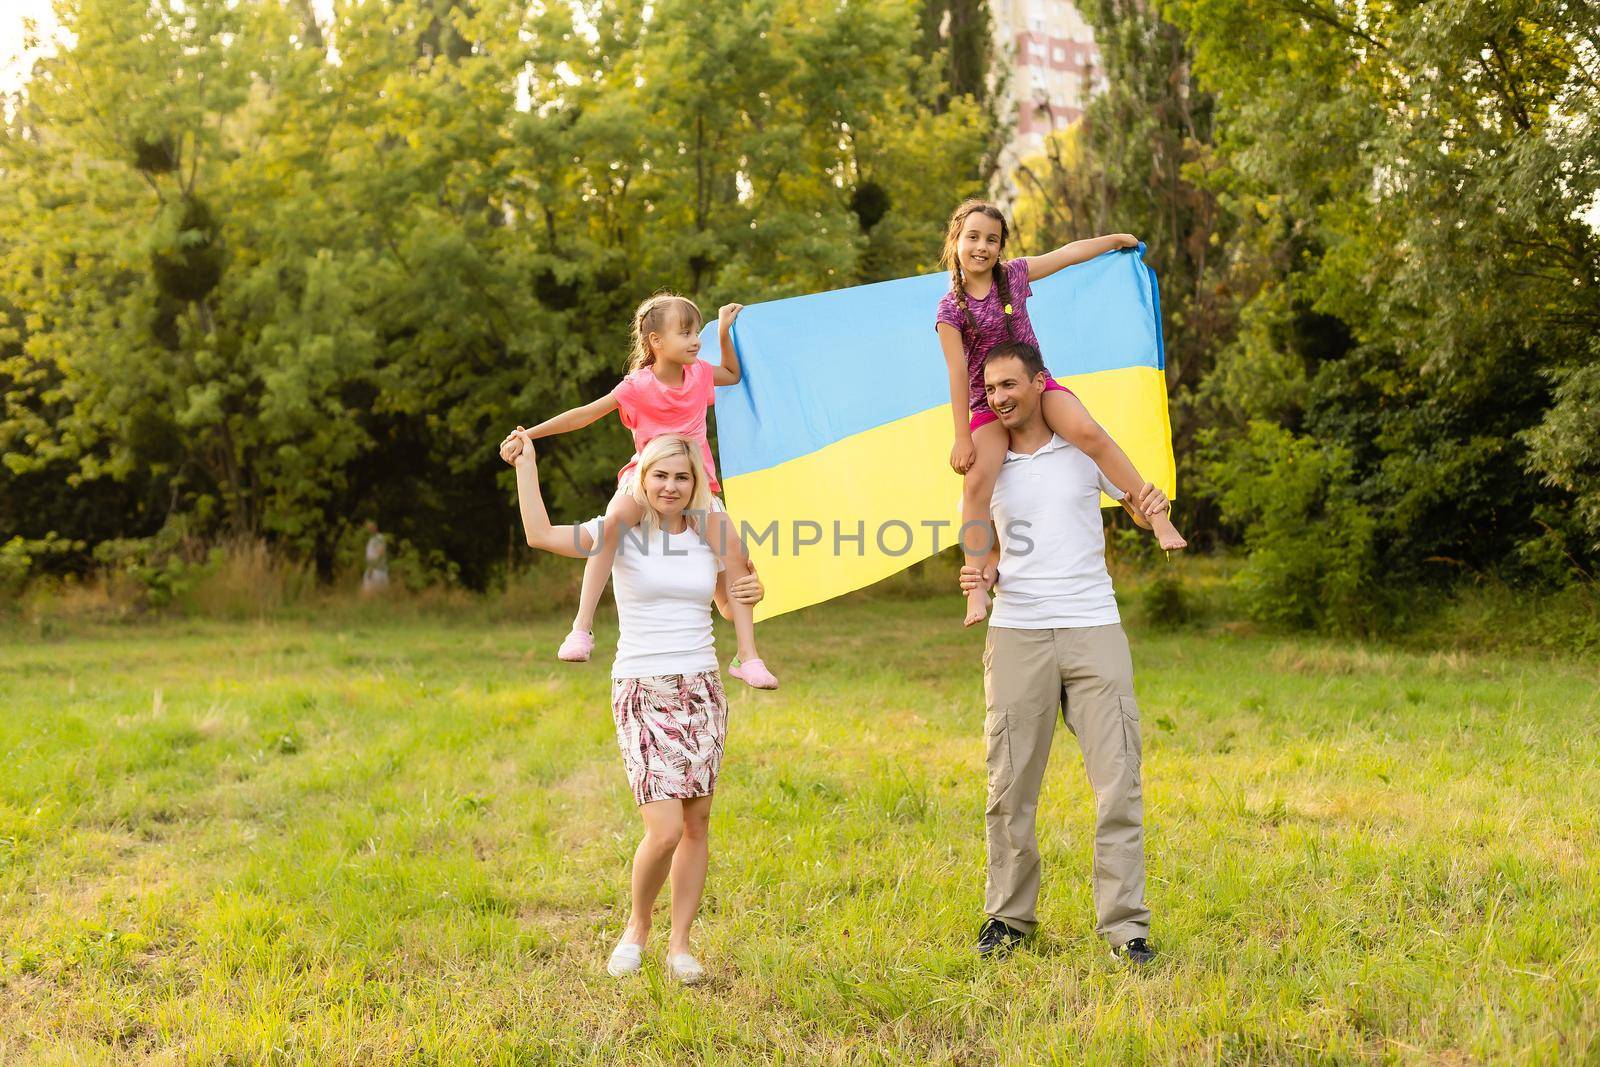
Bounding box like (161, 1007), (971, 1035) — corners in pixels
(935, 257), (1043, 411)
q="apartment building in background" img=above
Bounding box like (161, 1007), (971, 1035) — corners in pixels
(990, 0), (1104, 190)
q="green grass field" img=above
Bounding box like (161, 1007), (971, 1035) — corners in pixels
(2, 597), (1598, 1064)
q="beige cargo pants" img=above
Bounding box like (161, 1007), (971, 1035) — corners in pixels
(983, 622), (1150, 947)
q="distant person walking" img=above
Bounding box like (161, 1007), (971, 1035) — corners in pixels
(361, 522), (389, 594)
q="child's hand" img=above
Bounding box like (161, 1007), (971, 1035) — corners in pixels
(718, 303), (744, 331)
(1111, 233), (1139, 250)
(950, 436), (976, 474)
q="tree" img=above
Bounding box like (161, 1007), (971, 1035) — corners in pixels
(0, 0), (996, 588)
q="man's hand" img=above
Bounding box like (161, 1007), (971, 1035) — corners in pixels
(1132, 481), (1169, 518)
(1119, 493), (1153, 531)
(959, 564), (996, 594)
(718, 303), (744, 332)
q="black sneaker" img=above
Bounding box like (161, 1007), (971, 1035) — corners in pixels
(1112, 937), (1157, 966)
(977, 917), (1025, 958)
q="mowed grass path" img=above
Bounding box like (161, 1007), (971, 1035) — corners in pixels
(2, 599), (1597, 1064)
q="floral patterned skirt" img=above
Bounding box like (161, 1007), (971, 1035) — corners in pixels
(611, 670), (729, 806)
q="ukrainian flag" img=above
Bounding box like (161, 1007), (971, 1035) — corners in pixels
(700, 246), (1173, 622)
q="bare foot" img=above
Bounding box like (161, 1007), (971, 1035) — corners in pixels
(1150, 511), (1188, 552)
(964, 586), (990, 627)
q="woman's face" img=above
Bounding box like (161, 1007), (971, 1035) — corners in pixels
(642, 452), (695, 518)
(957, 212), (1004, 278)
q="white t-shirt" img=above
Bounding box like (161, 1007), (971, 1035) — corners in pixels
(988, 434), (1124, 630)
(581, 517), (722, 679)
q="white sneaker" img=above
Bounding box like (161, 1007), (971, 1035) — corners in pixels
(607, 942), (644, 977)
(665, 952), (706, 985)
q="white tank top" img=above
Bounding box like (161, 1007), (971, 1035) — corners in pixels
(583, 518), (722, 679)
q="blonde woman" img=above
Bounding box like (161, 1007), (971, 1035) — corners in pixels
(500, 294), (776, 690)
(503, 431), (755, 984)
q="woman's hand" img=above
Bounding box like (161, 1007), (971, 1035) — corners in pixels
(718, 303), (744, 332)
(727, 562), (764, 606)
(950, 434), (976, 475)
(500, 427), (539, 467)
(503, 428), (537, 468)
(499, 427), (524, 465)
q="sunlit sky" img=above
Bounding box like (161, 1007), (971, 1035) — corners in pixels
(1, 0), (58, 94)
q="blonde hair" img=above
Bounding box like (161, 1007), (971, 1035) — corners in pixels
(630, 435), (713, 534)
(628, 292), (703, 372)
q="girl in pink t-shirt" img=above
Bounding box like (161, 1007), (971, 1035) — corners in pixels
(500, 294), (777, 690)
(936, 199), (1188, 626)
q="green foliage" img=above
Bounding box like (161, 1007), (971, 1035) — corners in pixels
(1022, 0), (1600, 611)
(1138, 569), (1194, 630)
(1524, 346), (1600, 552)
(90, 532), (201, 610)
(0, 534), (85, 599)
(1200, 422), (1380, 633)
(0, 0), (994, 587)
(1163, 0), (1600, 588)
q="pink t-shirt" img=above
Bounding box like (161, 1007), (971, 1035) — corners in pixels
(934, 257), (1044, 412)
(610, 359), (721, 493)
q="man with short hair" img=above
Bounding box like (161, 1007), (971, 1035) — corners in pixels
(963, 340), (1164, 965)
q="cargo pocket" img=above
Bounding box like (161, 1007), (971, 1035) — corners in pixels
(1118, 695), (1142, 785)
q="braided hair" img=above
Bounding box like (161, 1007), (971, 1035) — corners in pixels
(627, 292), (704, 372)
(939, 199), (1016, 345)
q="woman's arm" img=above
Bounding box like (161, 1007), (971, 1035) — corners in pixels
(507, 432), (598, 558)
(525, 394), (620, 440)
(1026, 234), (1139, 283)
(938, 322), (976, 473)
(712, 303), (743, 387)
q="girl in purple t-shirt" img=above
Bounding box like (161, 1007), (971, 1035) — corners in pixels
(935, 198), (1188, 626)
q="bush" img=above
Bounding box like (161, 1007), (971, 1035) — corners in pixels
(0, 535), (87, 603)
(1139, 569), (1193, 629)
(1200, 421), (1383, 634)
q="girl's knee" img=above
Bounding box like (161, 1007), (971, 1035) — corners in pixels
(963, 470), (999, 506)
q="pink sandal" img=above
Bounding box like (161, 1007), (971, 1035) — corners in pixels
(728, 656), (778, 690)
(557, 629), (594, 662)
